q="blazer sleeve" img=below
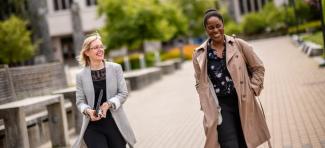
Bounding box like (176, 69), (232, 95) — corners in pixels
(108, 64), (129, 111)
(237, 38), (265, 96)
(76, 73), (91, 114)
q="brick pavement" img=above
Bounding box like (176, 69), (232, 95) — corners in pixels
(125, 36), (325, 148)
(254, 37), (325, 148)
(45, 36), (325, 148)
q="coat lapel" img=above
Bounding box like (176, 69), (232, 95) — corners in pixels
(196, 40), (208, 71)
(196, 40), (208, 83)
(225, 35), (236, 65)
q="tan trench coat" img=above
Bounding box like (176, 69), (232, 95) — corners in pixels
(192, 35), (271, 148)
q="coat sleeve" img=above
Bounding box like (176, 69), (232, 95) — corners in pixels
(76, 73), (91, 115)
(192, 50), (201, 92)
(108, 64), (129, 111)
(237, 38), (265, 96)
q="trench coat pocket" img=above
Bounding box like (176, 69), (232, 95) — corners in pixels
(249, 81), (261, 96)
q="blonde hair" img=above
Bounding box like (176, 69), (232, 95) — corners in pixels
(76, 33), (102, 67)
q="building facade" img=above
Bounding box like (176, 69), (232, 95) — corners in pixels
(46, 0), (104, 64)
(226, 0), (287, 22)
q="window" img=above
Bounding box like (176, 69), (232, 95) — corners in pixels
(247, 0), (252, 12)
(86, 0), (97, 6)
(254, 0), (259, 11)
(239, 0), (244, 14)
(53, 0), (74, 11)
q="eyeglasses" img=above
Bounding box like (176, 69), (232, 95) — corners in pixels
(90, 45), (105, 50)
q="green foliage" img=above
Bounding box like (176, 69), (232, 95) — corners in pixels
(161, 50), (180, 61)
(225, 21), (242, 36)
(288, 21), (321, 33)
(295, 0), (313, 21)
(0, 0), (27, 20)
(241, 12), (267, 35)
(0, 15), (35, 64)
(145, 52), (155, 67)
(98, 0), (188, 50)
(129, 54), (141, 70)
(283, 6), (296, 27)
(113, 52), (156, 70)
(171, 0), (218, 37)
(260, 2), (286, 31)
(302, 31), (324, 47)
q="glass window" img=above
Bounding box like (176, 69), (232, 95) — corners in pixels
(86, 0), (97, 6)
(53, 0), (73, 11)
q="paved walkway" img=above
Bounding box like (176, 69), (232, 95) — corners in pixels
(54, 36), (325, 148)
(123, 36), (325, 148)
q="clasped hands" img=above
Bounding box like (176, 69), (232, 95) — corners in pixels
(85, 102), (112, 121)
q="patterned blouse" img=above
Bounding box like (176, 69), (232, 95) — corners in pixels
(207, 39), (236, 97)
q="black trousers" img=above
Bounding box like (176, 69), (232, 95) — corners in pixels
(84, 111), (126, 148)
(217, 94), (247, 148)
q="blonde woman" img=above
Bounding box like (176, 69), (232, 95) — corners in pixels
(73, 33), (136, 148)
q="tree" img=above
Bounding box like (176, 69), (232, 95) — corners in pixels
(98, 0), (187, 51)
(0, 0), (28, 20)
(170, 0), (219, 37)
(0, 15), (35, 64)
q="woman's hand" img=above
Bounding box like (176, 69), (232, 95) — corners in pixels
(85, 108), (101, 121)
(98, 102), (112, 118)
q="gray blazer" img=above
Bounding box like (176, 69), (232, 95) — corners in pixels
(72, 62), (136, 148)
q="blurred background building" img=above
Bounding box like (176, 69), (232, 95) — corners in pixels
(225, 0), (287, 22)
(46, 0), (104, 64)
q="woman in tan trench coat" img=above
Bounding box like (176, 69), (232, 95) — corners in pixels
(192, 9), (271, 148)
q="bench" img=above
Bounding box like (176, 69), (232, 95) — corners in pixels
(171, 58), (182, 70)
(52, 87), (81, 135)
(124, 67), (162, 90)
(156, 60), (176, 75)
(301, 41), (323, 57)
(0, 95), (70, 148)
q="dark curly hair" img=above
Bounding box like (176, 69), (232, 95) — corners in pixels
(203, 8), (224, 28)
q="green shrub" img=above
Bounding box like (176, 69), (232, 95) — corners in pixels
(302, 31), (324, 47)
(129, 54), (141, 70)
(288, 21), (321, 34)
(0, 15), (35, 64)
(225, 21), (242, 36)
(145, 52), (156, 67)
(241, 13), (267, 35)
(160, 49), (180, 61)
(112, 52), (157, 70)
(283, 7), (296, 27)
(261, 2), (286, 31)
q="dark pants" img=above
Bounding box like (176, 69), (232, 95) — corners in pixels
(217, 94), (247, 148)
(84, 111), (126, 148)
